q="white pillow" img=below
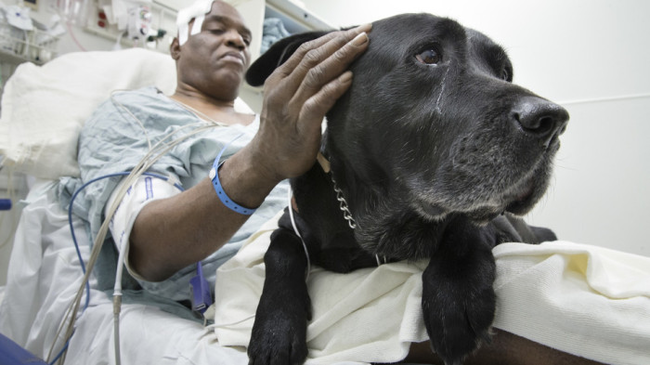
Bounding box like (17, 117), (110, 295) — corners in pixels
(0, 48), (253, 179)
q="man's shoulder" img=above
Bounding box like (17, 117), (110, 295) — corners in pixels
(108, 86), (167, 105)
(82, 87), (175, 137)
(89, 86), (180, 123)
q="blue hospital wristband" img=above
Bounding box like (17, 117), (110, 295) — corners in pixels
(209, 158), (256, 215)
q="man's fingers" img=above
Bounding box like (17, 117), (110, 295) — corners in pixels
(278, 24), (371, 76)
(278, 24), (371, 93)
(298, 71), (354, 134)
(302, 32), (369, 92)
(290, 31), (368, 109)
(262, 25), (370, 123)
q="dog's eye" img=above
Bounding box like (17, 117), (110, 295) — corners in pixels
(416, 49), (441, 65)
(501, 65), (513, 81)
(501, 68), (510, 81)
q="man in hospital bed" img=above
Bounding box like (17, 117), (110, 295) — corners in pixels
(1, 1), (648, 364)
(61, 0), (371, 313)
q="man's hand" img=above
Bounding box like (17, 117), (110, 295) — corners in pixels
(250, 24), (372, 183)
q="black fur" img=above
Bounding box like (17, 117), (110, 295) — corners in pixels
(247, 13), (569, 365)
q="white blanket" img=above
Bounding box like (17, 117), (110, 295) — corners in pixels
(214, 213), (650, 365)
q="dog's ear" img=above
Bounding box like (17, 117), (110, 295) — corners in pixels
(245, 31), (331, 87)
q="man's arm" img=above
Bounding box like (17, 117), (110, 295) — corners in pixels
(406, 329), (606, 365)
(129, 24), (372, 282)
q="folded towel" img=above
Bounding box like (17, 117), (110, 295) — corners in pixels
(493, 241), (650, 365)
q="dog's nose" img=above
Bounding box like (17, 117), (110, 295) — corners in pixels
(511, 97), (569, 147)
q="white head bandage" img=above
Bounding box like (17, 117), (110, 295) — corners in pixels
(177, 0), (216, 46)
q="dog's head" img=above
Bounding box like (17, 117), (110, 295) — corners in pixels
(247, 13), (569, 224)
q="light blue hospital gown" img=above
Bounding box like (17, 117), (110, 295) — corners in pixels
(58, 86), (288, 319)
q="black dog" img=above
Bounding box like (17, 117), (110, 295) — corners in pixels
(245, 13), (569, 365)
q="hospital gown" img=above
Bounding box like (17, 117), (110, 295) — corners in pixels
(57, 86), (288, 318)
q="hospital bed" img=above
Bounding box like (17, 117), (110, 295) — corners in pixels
(0, 48), (649, 365)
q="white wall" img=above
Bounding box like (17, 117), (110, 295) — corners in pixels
(298, 0), (650, 256)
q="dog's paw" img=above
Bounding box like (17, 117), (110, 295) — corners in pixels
(248, 307), (307, 365)
(422, 278), (495, 365)
(421, 232), (497, 365)
(248, 277), (311, 365)
(248, 229), (312, 365)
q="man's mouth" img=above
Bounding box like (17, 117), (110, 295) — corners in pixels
(221, 52), (244, 65)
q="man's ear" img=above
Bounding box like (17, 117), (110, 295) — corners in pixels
(170, 37), (181, 60)
(245, 31), (331, 87)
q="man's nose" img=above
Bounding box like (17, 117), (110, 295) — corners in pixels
(225, 30), (247, 50)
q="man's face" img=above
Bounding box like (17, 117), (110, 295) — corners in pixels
(175, 1), (252, 100)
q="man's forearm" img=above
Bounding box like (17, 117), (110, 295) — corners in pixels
(129, 146), (280, 282)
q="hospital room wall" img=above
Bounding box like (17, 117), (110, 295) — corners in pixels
(300, 0), (650, 257)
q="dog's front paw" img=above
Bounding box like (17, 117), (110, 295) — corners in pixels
(422, 275), (495, 365)
(247, 271), (311, 365)
(248, 228), (312, 365)
(248, 304), (309, 365)
(421, 225), (497, 365)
